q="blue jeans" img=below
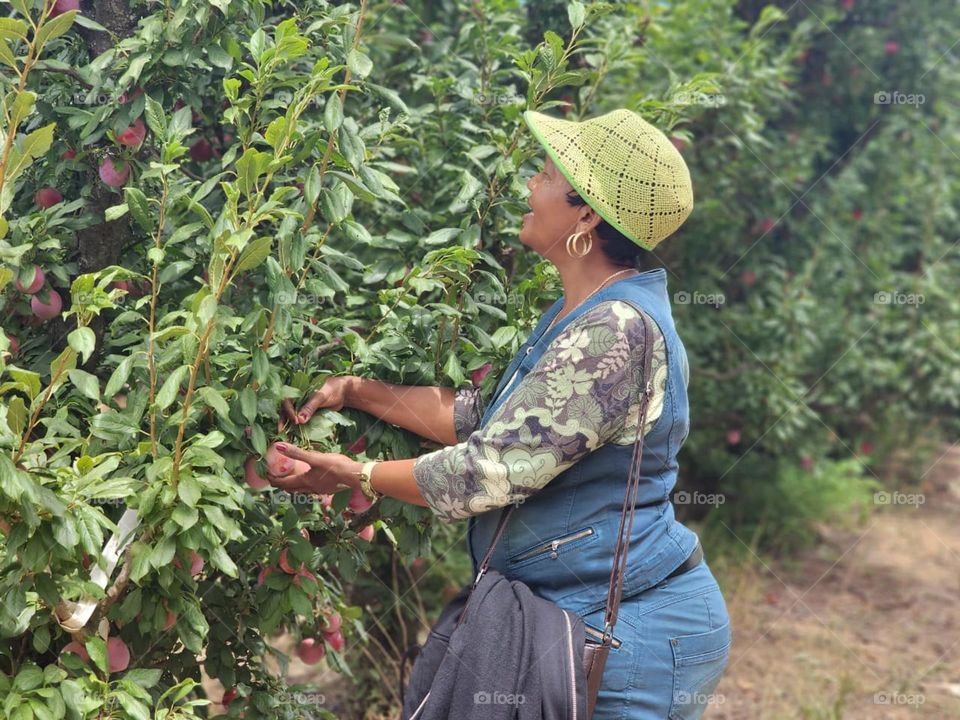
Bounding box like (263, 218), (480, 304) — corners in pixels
(578, 560), (731, 720)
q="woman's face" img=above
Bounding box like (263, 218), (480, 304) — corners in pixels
(519, 155), (598, 256)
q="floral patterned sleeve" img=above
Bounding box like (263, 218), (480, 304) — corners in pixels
(452, 386), (487, 443)
(412, 300), (668, 523)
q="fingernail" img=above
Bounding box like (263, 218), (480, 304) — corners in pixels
(276, 443), (287, 451)
(299, 413), (308, 422)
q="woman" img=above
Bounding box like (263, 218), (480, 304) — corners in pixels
(268, 108), (730, 720)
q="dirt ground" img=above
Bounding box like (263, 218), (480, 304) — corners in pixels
(202, 443), (960, 719)
(709, 443), (960, 720)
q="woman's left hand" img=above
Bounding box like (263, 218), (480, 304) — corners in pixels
(266, 443), (362, 495)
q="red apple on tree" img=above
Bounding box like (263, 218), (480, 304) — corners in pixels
(243, 455), (270, 490)
(357, 524), (375, 542)
(471, 363), (493, 387)
(99, 157), (130, 187)
(16, 266), (45, 294)
(116, 118), (147, 148)
(278, 548), (303, 575)
(61, 641), (90, 662)
(35, 187), (63, 209)
(266, 442), (311, 480)
(319, 610), (342, 634)
(323, 629), (345, 652)
(726, 428), (742, 445)
(257, 564), (276, 586)
(50, 0), (80, 17)
(61, 148), (77, 160)
(190, 138), (214, 162)
(31, 289), (63, 322)
(118, 86), (143, 104)
(5, 335), (19, 357)
(221, 688), (237, 706)
(348, 486), (374, 514)
(107, 636), (130, 672)
(884, 40), (899, 55)
(297, 637), (326, 665)
(346, 435), (367, 454)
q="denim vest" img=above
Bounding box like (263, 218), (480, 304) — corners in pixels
(466, 268), (699, 617)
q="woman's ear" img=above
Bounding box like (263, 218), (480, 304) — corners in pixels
(578, 205), (604, 235)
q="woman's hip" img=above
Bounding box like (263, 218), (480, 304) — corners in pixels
(579, 560), (731, 720)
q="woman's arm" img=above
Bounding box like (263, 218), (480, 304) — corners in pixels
(348, 377), (459, 446)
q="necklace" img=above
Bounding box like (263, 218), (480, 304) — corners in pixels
(544, 268), (638, 335)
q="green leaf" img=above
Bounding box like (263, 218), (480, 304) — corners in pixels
(13, 663), (42, 691)
(114, 691), (150, 720)
(0, 40), (17, 71)
(177, 475), (202, 507)
(9, 368), (41, 400)
(448, 169), (483, 213)
(85, 637), (108, 675)
(67, 327), (96, 364)
(342, 219), (372, 246)
(67, 369), (99, 401)
(208, 544), (238, 577)
(104, 203), (129, 221)
(144, 94), (166, 138)
(324, 93), (343, 134)
(171, 504), (198, 529)
(347, 49), (372, 78)
(239, 388), (256, 423)
(265, 116), (286, 151)
(123, 187), (154, 234)
(150, 536), (176, 569)
(124, 668), (162, 689)
(567, 1), (586, 29)
(104, 356), (134, 397)
(35, 11), (76, 51)
(235, 148), (272, 196)
(156, 365), (189, 410)
(197, 386), (230, 420)
(234, 236), (272, 274)
(423, 228), (461, 246)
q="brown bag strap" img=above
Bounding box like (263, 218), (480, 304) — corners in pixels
(462, 310), (655, 639)
(601, 309), (654, 642)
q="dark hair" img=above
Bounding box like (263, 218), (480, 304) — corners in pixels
(564, 189), (647, 269)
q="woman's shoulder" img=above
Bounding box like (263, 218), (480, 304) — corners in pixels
(556, 299), (663, 344)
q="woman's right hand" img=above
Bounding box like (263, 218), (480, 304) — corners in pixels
(280, 375), (356, 426)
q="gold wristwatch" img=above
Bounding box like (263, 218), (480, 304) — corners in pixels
(356, 460), (382, 501)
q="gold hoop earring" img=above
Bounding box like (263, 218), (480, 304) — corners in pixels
(566, 231), (592, 258)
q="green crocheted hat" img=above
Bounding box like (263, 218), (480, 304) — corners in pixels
(522, 108), (694, 250)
